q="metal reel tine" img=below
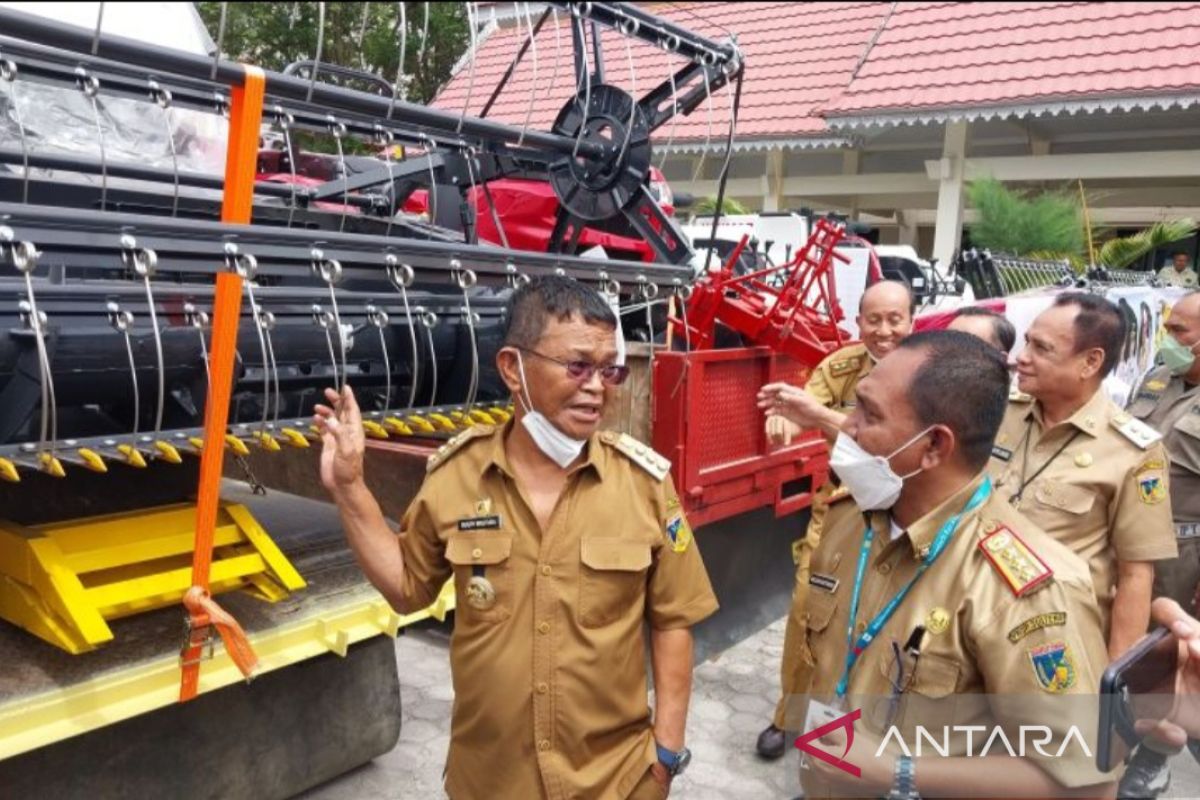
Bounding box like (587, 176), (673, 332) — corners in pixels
(390, 0), (408, 116)
(75, 67), (109, 212)
(1, 58), (32, 205)
(327, 117), (350, 233)
(307, 2), (327, 104)
(691, 61), (714, 183)
(516, 2), (538, 148)
(546, 5), (561, 102)
(458, 2), (480, 134)
(657, 49), (678, 172)
(149, 79), (180, 217)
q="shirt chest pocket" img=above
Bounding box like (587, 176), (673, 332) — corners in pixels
(579, 538), (652, 628)
(1172, 413), (1200, 473)
(446, 531), (515, 623)
(1033, 479), (1096, 516)
(802, 587), (840, 669)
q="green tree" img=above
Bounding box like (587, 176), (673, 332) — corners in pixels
(967, 177), (1084, 259)
(694, 195), (749, 216)
(197, 2), (469, 105)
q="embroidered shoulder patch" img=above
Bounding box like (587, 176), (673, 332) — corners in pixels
(665, 512), (693, 554)
(1007, 612), (1067, 643)
(1136, 461), (1168, 505)
(1028, 641), (1077, 693)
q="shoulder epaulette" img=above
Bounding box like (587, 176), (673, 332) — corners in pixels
(978, 521), (1053, 597)
(426, 424), (495, 473)
(827, 485), (853, 505)
(1009, 386), (1033, 403)
(1110, 412), (1162, 450)
(602, 431), (671, 481)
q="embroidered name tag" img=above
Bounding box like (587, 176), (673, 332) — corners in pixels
(458, 515), (501, 531)
(991, 445), (1013, 462)
(809, 573), (840, 593)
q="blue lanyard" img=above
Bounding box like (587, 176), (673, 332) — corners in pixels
(835, 478), (992, 698)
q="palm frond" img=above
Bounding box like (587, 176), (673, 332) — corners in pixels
(1098, 219), (1198, 269)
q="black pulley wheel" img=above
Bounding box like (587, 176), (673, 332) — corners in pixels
(548, 83), (651, 222)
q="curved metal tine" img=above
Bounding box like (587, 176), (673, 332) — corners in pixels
(274, 107), (300, 228)
(260, 310), (282, 426)
(6, 234), (57, 464)
(311, 249), (348, 390)
(149, 80), (181, 217)
(614, 13), (638, 173)
(328, 117), (350, 233)
(307, 2), (327, 104)
(657, 47), (679, 173)
(423, 134), (439, 226)
(1, 59), (31, 205)
(377, 125), (398, 238)
(313, 303), (340, 391)
(421, 309), (439, 407)
(388, 0), (408, 116)
(243, 280), (272, 438)
(91, 2), (105, 54)
(457, 2), (479, 134)
(462, 146), (481, 244)
(108, 301), (141, 450)
(516, 2), (538, 148)
(121, 235), (166, 442)
(357, 2), (372, 72)
(641, 278), (659, 421)
(546, 6), (561, 102)
(185, 302), (211, 386)
(211, 2), (229, 80)
(366, 305), (392, 416)
(385, 255), (420, 409)
(452, 261), (480, 408)
(76, 68), (109, 212)
(676, 282), (692, 352)
(691, 62), (714, 184)
(571, 14), (592, 161)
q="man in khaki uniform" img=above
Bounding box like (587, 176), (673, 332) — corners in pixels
(987, 293), (1177, 660)
(1158, 252), (1199, 289)
(799, 331), (1115, 799)
(1119, 291), (1200, 797)
(315, 276), (718, 799)
(754, 280), (913, 759)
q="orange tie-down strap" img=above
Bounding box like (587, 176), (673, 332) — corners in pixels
(180, 64), (266, 702)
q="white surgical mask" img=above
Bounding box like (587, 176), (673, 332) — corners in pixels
(515, 351), (588, 468)
(829, 426), (934, 510)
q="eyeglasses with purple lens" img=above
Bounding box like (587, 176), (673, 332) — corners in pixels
(520, 348), (630, 386)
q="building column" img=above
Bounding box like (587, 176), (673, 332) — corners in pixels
(896, 210), (918, 246)
(842, 149), (861, 220)
(762, 148), (784, 212)
(931, 121), (969, 268)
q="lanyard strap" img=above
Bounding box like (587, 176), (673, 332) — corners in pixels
(835, 478), (992, 698)
(1010, 421), (1080, 505)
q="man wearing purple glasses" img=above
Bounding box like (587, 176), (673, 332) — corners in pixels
(315, 275), (718, 799)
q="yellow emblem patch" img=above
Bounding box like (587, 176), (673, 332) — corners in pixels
(1029, 641), (1077, 693)
(1136, 463), (1167, 505)
(926, 607), (951, 635)
(666, 512), (692, 554)
(1146, 380), (1168, 392)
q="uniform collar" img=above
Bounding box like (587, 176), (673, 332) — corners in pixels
(483, 418), (606, 480)
(885, 472), (990, 560)
(1026, 386), (1110, 438)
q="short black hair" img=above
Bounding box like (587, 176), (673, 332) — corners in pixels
(863, 278), (916, 317)
(501, 275), (617, 348)
(954, 306), (1016, 354)
(896, 330), (1010, 471)
(1052, 292), (1126, 377)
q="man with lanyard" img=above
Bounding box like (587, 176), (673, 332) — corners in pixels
(986, 292), (1177, 662)
(799, 331), (1114, 799)
(315, 276), (718, 799)
(752, 280), (914, 759)
(1118, 291), (1200, 797)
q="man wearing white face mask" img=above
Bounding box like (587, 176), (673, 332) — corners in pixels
(799, 331), (1115, 800)
(314, 275), (718, 800)
(752, 280), (914, 759)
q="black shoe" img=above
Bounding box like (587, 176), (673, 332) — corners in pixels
(1118, 746), (1170, 799)
(756, 723), (787, 760)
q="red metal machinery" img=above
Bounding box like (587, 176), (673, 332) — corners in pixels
(652, 218), (860, 525)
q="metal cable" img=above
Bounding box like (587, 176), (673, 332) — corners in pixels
(1, 60), (31, 204)
(307, 2), (327, 104)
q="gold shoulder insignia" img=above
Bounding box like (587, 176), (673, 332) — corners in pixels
(829, 358), (862, 378)
(978, 521), (1053, 597)
(609, 432), (671, 481)
(1111, 414), (1162, 450)
(426, 424), (495, 473)
(827, 485), (853, 504)
(1009, 386), (1033, 403)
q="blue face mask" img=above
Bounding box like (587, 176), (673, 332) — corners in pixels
(515, 351), (587, 468)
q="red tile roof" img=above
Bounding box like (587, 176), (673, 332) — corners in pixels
(432, 2), (891, 144)
(434, 2), (1200, 143)
(822, 1), (1200, 120)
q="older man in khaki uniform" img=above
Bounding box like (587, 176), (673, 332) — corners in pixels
(316, 276), (718, 799)
(799, 331), (1115, 799)
(987, 293), (1177, 660)
(754, 280), (913, 759)
(1119, 291), (1200, 797)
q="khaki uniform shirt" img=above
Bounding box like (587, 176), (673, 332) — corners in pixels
(986, 388), (1177, 630)
(1157, 266), (1199, 288)
(1129, 366), (1200, 522)
(395, 423), (719, 800)
(801, 475), (1114, 796)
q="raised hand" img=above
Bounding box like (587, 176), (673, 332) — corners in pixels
(313, 384), (366, 494)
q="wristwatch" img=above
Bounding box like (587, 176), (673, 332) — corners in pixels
(886, 755), (919, 800)
(655, 742), (692, 777)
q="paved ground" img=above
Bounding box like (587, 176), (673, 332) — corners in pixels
(299, 616), (1200, 800)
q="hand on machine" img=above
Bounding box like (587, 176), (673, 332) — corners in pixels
(313, 385), (367, 494)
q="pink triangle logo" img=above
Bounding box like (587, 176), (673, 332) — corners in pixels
(794, 707), (862, 778)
